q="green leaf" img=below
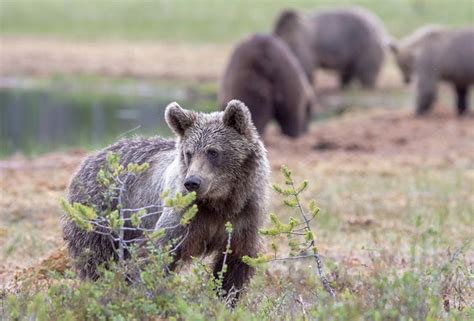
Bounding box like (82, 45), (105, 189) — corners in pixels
(148, 228), (165, 241)
(127, 162), (150, 175)
(242, 254), (270, 267)
(272, 184), (283, 194)
(74, 203), (97, 220)
(60, 199), (94, 231)
(160, 189), (170, 199)
(59, 198), (72, 213)
(108, 210), (122, 229)
(259, 227), (280, 236)
(270, 242), (278, 253)
(309, 200), (320, 218)
(225, 221), (233, 234)
(130, 213), (140, 227)
(269, 213), (281, 227)
(130, 209), (146, 227)
(297, 180), (309, 193)
(289, 238), (300, 249)
(280, 165), (292, 179)
(289, 216), (300, 229)
(180, 204), (198, 226)
(283, 199), (297, 207)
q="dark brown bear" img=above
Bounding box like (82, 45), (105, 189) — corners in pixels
(218, 33), (316, 138)
(274, 7), (388, 88)
(63, 100), (270, 302)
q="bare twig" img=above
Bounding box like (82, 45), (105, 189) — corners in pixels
(168, 227), (190, 255)
(296, 294), (308, 320)
(116, 125), (142, 139)
(290, 180), (336, 299)
(116, 173), (132, 261)
(268, 254), (323, 262)
(220, 227), (233, 278)
(121, 205), (162, 212)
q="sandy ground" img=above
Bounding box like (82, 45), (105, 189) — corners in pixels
(1, 107), (473, 288)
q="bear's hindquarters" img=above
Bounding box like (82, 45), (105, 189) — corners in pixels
(355, 50), (383, 89)
(63, 219), (119, 280)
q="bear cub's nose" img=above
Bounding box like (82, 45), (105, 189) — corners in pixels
(184, 175), (202, 192)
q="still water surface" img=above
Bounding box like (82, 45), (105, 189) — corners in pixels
(0, 79), (215, 157)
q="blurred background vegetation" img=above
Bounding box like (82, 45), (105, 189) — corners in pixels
(1, 0), (473, 41)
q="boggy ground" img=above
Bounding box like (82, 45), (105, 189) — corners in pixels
(1, 106), (473, 293)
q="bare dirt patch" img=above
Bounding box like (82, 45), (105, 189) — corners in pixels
(266, 108), (474, 170)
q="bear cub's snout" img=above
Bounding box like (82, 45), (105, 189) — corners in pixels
(184, 175), (202, 192)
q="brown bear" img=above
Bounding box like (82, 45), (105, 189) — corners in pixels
(274, 7), (388, 88)
(63, 100), (270, 301)
(390, 26), (474, 115)
(218, 33), (316, 138)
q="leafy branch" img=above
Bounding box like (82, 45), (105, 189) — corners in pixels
(243, 165), (336, 299)
(61, 152), (198, 265)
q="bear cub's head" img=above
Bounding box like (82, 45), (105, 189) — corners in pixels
(165, 100), (261, 201)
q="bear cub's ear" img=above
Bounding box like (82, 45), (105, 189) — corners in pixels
(223, 100), (254, 137)
(388, 40), (398, 54)
(165, 102), (195, 136)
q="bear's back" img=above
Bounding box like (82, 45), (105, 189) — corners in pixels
(67, 137), (175, 207)
(438, 28), (474, 84)
(309, 8), (385, 68)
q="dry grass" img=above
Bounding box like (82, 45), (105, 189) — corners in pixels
(0, 37), (230, 81)
(1, 107), (472, 293)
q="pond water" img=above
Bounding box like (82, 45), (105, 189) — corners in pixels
(0, 77), (414, 158)
(0, 78), (216, 157)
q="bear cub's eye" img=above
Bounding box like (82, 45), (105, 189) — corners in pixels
(206, 149), (219, 160)
(185, 151), (193, 161)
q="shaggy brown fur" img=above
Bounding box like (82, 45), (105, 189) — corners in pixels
(63, 100), (270, 300)
(391, 26), (474, 115)
(218, 34), (316, 138)
(274, 7), (388, 88)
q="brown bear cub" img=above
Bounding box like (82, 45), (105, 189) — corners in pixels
(391, 26), (474, 116)
(63, 100), (270, 300)
(274, 7), (388, 88)
(218, 33), (316, 138)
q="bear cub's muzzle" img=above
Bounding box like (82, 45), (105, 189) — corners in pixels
(184, 175), (202, 192)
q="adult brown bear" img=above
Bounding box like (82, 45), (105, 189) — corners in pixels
(391, 26), (474, 115)
(218, 33), (316, 138)
(274, 7), (388, 88)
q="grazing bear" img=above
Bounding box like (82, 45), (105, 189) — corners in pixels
(63, 100), (270, 300)
(390, 26), (474, 115)
(274, 7), (388, 88)
(218, 34), (316, 138)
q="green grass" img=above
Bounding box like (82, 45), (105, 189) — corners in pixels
(1, 0), (473, 42)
